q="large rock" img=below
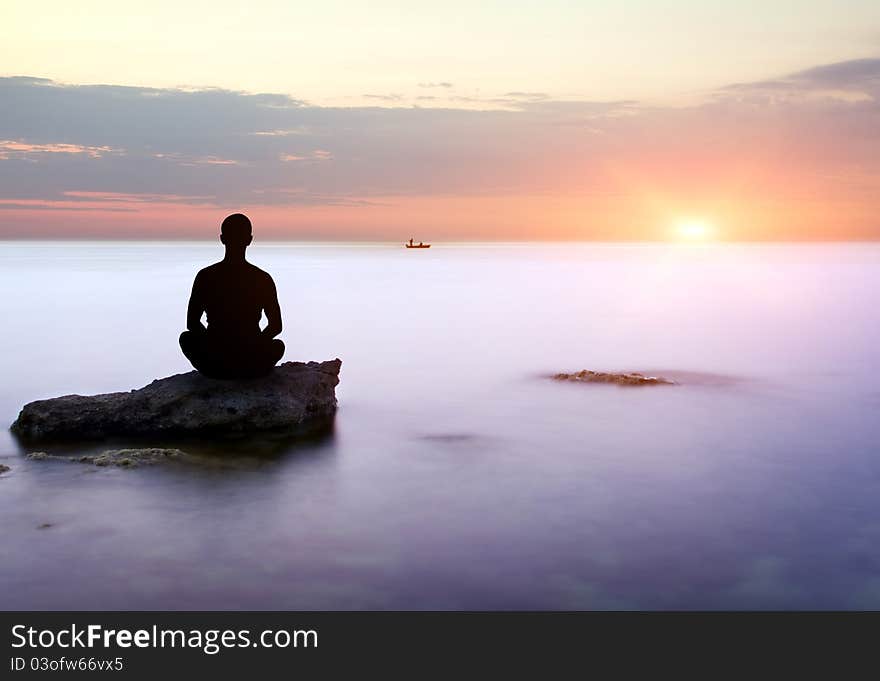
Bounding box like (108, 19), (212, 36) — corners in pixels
(11, 359), (341, 441)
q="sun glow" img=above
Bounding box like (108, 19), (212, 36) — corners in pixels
(675, 220), (714, 241)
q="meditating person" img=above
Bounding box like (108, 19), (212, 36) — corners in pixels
(179, 213), (285, 379)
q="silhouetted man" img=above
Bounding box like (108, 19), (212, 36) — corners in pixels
(179, 213), (284, 379)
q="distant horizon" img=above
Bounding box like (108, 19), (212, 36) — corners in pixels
(3, 236), (879, 244)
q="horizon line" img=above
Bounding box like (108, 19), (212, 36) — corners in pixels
(2, 237), (879, 245)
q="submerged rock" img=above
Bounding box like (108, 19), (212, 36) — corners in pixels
(28, 448), (188, 468)
(12, 359), (341, 441)
(552, 370), (675, 386)
(88, 448), (187, 467)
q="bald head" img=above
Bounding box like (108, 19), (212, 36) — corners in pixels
(220, 213), (253, 248)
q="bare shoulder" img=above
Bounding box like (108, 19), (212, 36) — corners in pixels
(247, 262), (276, 287)
(197, 262), (224, 278)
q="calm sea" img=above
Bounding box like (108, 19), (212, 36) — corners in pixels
(1, 241), (878, 609)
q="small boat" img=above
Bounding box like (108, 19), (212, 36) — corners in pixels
(405, 239), (431, 248)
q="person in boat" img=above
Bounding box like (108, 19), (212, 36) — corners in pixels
(179, 213), (285, 379)
(409, 238), (414, 246)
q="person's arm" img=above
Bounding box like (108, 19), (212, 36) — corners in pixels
(186, 272), (207, 332)
(261, 276), (282, 338)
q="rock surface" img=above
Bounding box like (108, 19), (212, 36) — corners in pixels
(553, 370), (675, 386)
(12, 359), (341, 440)
(28, 448), (188, 468)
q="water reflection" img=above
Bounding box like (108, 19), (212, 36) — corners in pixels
(10, 424), (336, 472)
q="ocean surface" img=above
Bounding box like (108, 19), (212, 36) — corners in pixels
(1, 241), (878, 610)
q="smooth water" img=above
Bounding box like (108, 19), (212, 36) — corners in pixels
(1, 241), (878, 610)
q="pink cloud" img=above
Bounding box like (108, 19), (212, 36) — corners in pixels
(0, 139), (119, 159)
(279, 150), (333, 162)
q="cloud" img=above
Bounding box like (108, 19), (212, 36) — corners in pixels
(418, 82), (453, 88)
(0, 200), (135, 212)
(179, 156), (239, 166)
(790, 58), (880, 87)
(0, 139), (121, 159)
(0, 78), (307, 154)
(502, 91), (549, 100)
(362, 93), (404, 102)
(2, 58), (880, 239)
(61, 191), (214, 203)
(253, 188), (385, 207)
(250, 128), (311, 136)
(279, 150), (333, 162)
(722, 57), (880, 101)
(0, 75), (627, 208)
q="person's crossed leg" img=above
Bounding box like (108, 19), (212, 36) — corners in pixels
(179, 331), (284, 379)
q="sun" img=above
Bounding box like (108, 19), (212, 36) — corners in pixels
(674, 219), (714, 241)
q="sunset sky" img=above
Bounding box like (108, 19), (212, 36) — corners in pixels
(2, 1), (880, 240)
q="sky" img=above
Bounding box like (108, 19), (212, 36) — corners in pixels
(1, 0), (880, 240)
